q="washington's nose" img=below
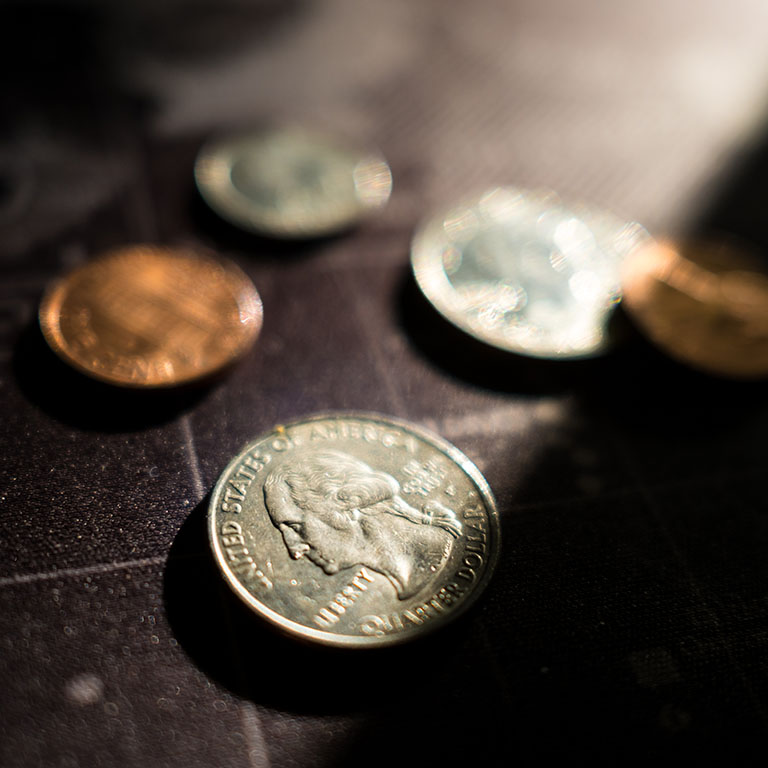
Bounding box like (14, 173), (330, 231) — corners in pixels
(288, 542), (310, 560)
(281, 526), (311, 559)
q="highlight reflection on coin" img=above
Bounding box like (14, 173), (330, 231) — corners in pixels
(195, 127), (392, 238)
(621, 238), (768, 378)
(39, 244), (263, 387)
(209, 413), (500, 648)
(412, 187), (649, 358)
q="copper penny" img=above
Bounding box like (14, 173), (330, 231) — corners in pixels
(39, 244), (263, 387)
(621, 238), (768, 378)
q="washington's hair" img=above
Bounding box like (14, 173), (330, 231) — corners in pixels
(264, 450), (462, 538)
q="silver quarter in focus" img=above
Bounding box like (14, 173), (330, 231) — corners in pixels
(208, 413), (500, 648)
(412, 187), (650, 358)
(195, 127), (392, 238)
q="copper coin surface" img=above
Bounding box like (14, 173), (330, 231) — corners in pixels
(209, 413), (500, 648)
(39, 244), (263, 387)
(621, 238), (768, 378)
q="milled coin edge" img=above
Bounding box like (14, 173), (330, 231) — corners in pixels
(207, 411), (500, 649)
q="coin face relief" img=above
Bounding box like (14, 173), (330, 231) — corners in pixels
(195, 127), (392, 238)
(209, 414), (500, 648)
(621, 238), (768, 378)
(39, 244), (263, 387)
(412, 187), (650, 358)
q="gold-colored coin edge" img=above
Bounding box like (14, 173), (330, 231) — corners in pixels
(621, 239), (768, 379)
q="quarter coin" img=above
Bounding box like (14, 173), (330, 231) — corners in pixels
(194, 127), (392, 238)
(411, 187), (649, 358)
(621, 238), (768, 378)
(209, 413), (500, 648)
(39, 244), (263, 387)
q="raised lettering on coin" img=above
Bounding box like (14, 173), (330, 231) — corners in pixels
(208, 413), (500, 648)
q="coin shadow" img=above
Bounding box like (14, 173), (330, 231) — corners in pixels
(587, 115), (768, 436)
(11, 319), (212, 432)
(190, 178), (353, 264)
(397, 265), (768, 435)
(163, 492), (490, 716)
(578, 304), (768, 435)
(396, 267), (630, 397)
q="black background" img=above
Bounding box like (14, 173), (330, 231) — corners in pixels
(4, 1), (768, 766)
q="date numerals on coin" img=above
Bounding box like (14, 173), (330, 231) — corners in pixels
(220, 521), (272, 589)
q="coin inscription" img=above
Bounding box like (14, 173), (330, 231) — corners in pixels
(209, 414), (500, 647)
(39, 244), (263, 387)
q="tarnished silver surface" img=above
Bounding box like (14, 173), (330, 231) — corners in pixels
(208, 413), (499, 648)
(194, 127), (392, 238)
(412, 187), (650, 358)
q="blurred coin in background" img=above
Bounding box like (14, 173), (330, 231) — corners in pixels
(621, 238), (768, 378)
(411, 187), (649, 359)
(195, 126), (392, 238)
(39, 244), (263, 387)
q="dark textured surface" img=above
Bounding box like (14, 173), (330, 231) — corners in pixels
(4, 1), (768, 765)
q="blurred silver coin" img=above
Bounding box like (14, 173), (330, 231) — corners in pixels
(195, 127), (392, 238)
(412, 187), (650, 358)
(209, 412), (500, 648)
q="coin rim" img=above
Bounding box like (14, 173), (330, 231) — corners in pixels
(194, 126), (392, 239)
(411, 186), (648, 360)
(38, 245), (263, 388)
(208, 411), (501, 648)
(620, 238), (768, 379)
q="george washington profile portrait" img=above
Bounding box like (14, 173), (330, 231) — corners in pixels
(263, 449), (462, 600)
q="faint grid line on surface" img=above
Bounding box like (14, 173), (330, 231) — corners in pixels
(181, 413), (206, 499)
(0, 554), (167, 590)
(606, 428), (768, 723)
(240, 702), (271, 768)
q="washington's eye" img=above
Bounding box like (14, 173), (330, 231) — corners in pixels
(284, 522), (303, 533)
